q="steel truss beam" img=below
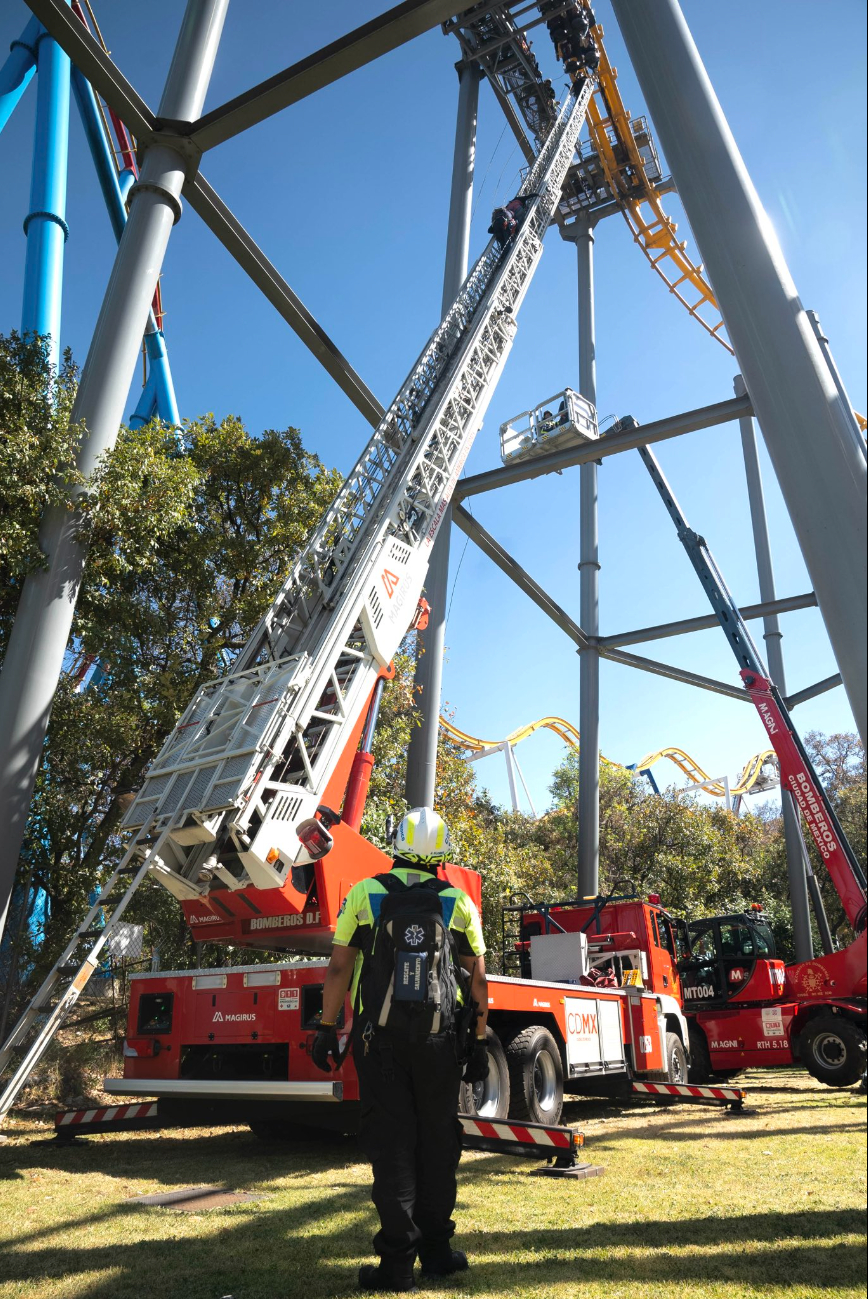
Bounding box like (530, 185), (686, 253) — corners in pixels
(453, 506), (750, 703)
(189, 0), (461, 152)
(598, 647), (750, 702)
(453, 394), (753, 499)
(453, 504), (590, 649)
(785, 674), (842, 710)
(184, 174), (384, 427)
(599, 592), (818, 648)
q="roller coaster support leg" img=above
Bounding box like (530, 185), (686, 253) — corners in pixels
(611, 0), (867, 745)
(21, 13), (70, 372)
(70, 66), (125, 241)
(576, 216), (600, 897)
(735, 375), (815, 962)
(406, 60), (480, 809)
(143, 327), (181, 427)
(71, 67), (181, 429)
(0, 0), (228, 946)
(0, 16), (40, 136)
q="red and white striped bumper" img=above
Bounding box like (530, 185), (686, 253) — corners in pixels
(55, 1101), (159, 1135)
(632, 1082), (746, 1104)
(460, 1115), (583, 1159)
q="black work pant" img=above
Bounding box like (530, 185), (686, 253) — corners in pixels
(354, 1028), (464, 1265)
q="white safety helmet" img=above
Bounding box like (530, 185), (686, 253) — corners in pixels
(393, 807), (452, 865)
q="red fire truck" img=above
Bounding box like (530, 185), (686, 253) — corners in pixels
(108, 818), (691, 1136)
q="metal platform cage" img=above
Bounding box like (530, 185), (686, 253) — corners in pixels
(558, 116), (662, 220)
(499, 388), (598, 464)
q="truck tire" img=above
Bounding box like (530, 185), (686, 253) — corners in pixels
(459, 1028), (510, 1120)
(665, 1032), (688, 1085)
(504, 1025), (564, 1125)
(687, 1025), (711, 1084)
(799, 1016), (867, 1088)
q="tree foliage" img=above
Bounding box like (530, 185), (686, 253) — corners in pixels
(0, 334), (341, 979)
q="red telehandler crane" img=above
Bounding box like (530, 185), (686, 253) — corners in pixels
(637, 442), (866, 1087)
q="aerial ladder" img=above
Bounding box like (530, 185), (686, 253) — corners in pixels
(0, 82), (594, 1120)
(638, 444), (867, 1002)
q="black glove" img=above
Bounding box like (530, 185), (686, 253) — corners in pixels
(311, 1024), (340, 1073)
(463, 1038), (489, 1085)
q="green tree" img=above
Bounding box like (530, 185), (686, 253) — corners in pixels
(0, 333), (81, 642)
(528, 751), (769, 918)
(0, 334), (341, 984)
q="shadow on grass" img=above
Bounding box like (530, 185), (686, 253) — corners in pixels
(0, 1197), (863, 1299)
(0, 1126), (356, 1185)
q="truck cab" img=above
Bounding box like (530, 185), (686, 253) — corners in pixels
(678, 908), (785, 1010)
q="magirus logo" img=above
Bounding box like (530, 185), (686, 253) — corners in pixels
(213, 1011), (256, 1023)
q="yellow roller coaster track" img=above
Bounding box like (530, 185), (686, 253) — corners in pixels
(582, 6), (868, 424)
(583, 9), (731, 350)
(440, 714), (777, 799)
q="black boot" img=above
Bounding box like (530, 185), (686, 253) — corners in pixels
(358, 1262), (419, 1294)
(418, 1248), (469, 1278)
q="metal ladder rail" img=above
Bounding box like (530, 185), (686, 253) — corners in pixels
(234, 87), (586, 679)
(638, 444), (866, 903)
(244, 85), (590, 684)
(121, 86), (593, 874)
(0, 822), (175, 1119)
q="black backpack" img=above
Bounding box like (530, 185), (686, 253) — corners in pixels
(358, 873), (469, 1042)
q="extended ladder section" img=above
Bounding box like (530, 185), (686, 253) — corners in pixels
(639, 446), (867, 931)
(0, 87), (592, 1120)
(114, 83), (592, 900)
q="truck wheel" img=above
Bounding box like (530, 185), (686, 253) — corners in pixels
(460, 1028), (510, 1120)
(665, 1032), (688, 1085)
(799, 1016), (867, 1088)
(687, 1025), (711, 1084)
(504, 1025), (564, 1125)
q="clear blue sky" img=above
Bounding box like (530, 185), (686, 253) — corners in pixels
(1, 1), (865, 814)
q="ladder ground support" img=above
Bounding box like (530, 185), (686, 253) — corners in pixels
(48, 1099), (594, 1176)
(0, 820), (173, 1122)
(632, 1081), (747, 1112)
(117, 83), (594, 899)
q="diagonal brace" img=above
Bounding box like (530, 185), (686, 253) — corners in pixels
(184, 173), (385, 428)
(453, 504), (591, 650)
(599, 646), (751, 702)
(189, 0), (463, 152)
(25, 0), (155, 142)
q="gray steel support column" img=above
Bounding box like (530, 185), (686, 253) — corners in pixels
(0, 0), (228, 938)
(575, 217), (599, 897)
(610, 0), (867, 745)
(736, 375), (813, 962)
(405, 60), (479, 810)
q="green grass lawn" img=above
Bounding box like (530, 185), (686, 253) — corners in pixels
(0, 1069), (864, 1299)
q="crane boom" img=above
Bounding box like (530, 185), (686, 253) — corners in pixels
(638, 444), (866, 932)
(118, 83), (591, 900)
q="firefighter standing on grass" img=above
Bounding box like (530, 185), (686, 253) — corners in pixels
(312, 807), (489, 1295)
